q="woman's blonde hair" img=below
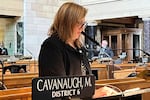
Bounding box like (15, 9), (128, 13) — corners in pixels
(48, 2), (87, 47)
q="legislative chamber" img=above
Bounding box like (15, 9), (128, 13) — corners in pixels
(0, 55), (150, 100)
(1, 0), (150, 100)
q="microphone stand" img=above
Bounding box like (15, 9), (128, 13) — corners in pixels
(0, 60), (4, 83)
(81, 31), (150, 57)
(81, 31), (115, 79)
(0, 60), (6, 90)
(138, 49), (150, 56)
(25, 48), (36, 72)
(81, 31), (100, 46)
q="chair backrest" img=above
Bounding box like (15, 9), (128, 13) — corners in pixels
(0, 81), (7, 90)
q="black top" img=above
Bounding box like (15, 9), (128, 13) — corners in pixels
(38, 34), (91, 77)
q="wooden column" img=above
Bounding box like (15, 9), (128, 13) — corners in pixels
(117, 34), (122, 55)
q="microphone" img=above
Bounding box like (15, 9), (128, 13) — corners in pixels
(81, 31), (100, 46)
(25, 48), (36, 72)
(23, 48), (33, 59)
(139, 49), (150, 56)
(25, 48), (33, 56)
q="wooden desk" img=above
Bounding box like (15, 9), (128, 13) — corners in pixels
(91, 62), (111, 79)
(91, 62), (150, 79)
(0, 72), (38, 89)
(92, 62), (150, 69)
(91, 61), (121, 79)
(1, 78), (149, 100)
(114, 63), (150, 68)
(95, 78), (150, 100)
(0, 77), (150, 100)
(114, 63), (150, 79)
(1, 60), (38, 73)
(0, 87), (31, 100)
(91, 62), (107, 70)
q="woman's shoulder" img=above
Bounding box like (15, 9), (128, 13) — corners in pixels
(42, 34), (64, 50)
(44, 34), (59, 42)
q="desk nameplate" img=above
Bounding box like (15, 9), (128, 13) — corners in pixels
(32, 75), (95, 100)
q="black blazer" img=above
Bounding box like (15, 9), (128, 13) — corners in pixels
(38, 34), (91, 77)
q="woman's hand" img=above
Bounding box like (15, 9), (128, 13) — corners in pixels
(92, 87), (107, 99)
(92, 86), (119, 99)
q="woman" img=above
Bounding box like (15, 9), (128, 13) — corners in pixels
(39, 2), (109, 99)
(39, 2), (90, 77)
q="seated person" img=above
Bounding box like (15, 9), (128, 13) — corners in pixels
(114, 52), (127, 64)
(0, 43), (8, 55)
(98, 40), (114, 58)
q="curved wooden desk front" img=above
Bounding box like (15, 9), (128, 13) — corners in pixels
(91, 61), (150, 80)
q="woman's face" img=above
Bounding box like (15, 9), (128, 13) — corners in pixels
(72, 18), (87, 41)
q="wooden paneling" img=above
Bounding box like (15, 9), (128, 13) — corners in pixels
(0, 72), (38, 89)
(101, 17), (137, 24)
(0, 87), (31, 100)
(2, 60), (39, 74)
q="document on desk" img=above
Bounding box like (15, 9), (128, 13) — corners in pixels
(123, 88), (150, 97)
(95, 84), (150, 98)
